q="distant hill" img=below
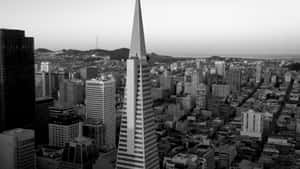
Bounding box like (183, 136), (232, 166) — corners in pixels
(55, 48), (129, 60)
(36, 48), (53, 53)
(207, 56), (225, 61)
(148, 52), (177, 63)
(107, 48), (130, 60)
(35, 48), (177, 63)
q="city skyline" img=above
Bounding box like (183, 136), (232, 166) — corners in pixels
(1, 0), (300, 168)
(1, 0), (300, 57)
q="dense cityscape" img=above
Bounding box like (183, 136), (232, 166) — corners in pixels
(1, 0), (300, 169)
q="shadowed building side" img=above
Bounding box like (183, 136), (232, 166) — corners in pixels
(0, 29), (35, 132)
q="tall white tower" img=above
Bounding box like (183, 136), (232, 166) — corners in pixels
(215, 61), (226, 76)
(256, 61), (263, 83)
(116, 0), (159, 168)
(86, 76), (116, 148)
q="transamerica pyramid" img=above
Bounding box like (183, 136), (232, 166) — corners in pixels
(115, 0), (160, 169)
(129, 0), (146, 59)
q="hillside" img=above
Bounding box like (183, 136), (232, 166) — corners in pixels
(36, 48), (53, 53)
(35, 48), (177, 63)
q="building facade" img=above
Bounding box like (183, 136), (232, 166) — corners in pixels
(0, 128), (35, 169)
(212, 84), (230, 98)
(60, 137), (98, 169)
(59, 79), (84, 107)
(160, 70), (172, 91)
(0, 29), (35, 131)
(48, 114), (80, 147)
(116, 0), (159, 168)
(226, 69), (241, 94)
(215, 61), (226, 77)
(256, 61), (263, 83)
(35, 97), (54, 145)
(86, 76), (116, 148)
(82, 120), (105, 150)
(196, 83), (209, 109)
(240, 109), (264, 139)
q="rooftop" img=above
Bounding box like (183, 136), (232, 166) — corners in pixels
(1, 128), (34, 140)
(49, 114), (81, 125)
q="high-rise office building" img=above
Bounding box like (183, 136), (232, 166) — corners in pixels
(196, 83), (209, 109)
(210, 67), (217, 75)
(59, 79), (84, 107)
(196, 59), (201, 69)
(79, 66), (98, 80)
(212, 84), (230, 98)
(35, 97), (54, 145)
(240, 109), (264, 140)
(177, 94), (194, 111)
(226, 69), (241, 94)
(48, 114), (80, 147)
(0, 128), (35, 169)
(48, 106), (74, 118)
(256, 61), (263, 83)
(36, 62), (53, 98)
(116, 0), (159, 168)
(36, 146), (64, 169)
(176, 82), (184, 95)
(82, 119), (105, 150)
(191, 70), (204, 97)
(160, 70), (172, 91)
(184, 69), (193, 95)
(0, 29), (35, 132)
(35, 71), (52, 98)
(263, 67), (272, 84)
(284, 71), (292, 84)
(86, 76), (116, 148)
(60, 136), (98, 169)
(40, 61), (52, 73)
(215, 61), (226, 77)
(184, 81), (193, 95)
(35, 68), (68, 99)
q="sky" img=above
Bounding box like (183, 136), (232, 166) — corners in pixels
(1, 0), (300, 57)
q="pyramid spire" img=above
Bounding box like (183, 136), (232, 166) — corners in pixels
(129, 0), (146, 59)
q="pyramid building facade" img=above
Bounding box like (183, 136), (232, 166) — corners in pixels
(116, 0), (159, 169)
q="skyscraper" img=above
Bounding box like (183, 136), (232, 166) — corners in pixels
(116, 0), (159, 168)
(212, 84), (230, 98)
(59, 79), (84, 107)
(60, 135), (99, 169)
(35, 97), (54, 145)
(226, 68), (241, 94)
(195, 83), (208, 109)
(82, 120), (105, 150)
(0, 29), (35, 132)
(191, 70), (204, 97)
(86, 76), (116, 148)
(0, 128), (35, 169)
(48, 114), (80, 147)
(215, 61), (226, 77)
(160, 70), (172, 91)
(256, 61), (263, 83)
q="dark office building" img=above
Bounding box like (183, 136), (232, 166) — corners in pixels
(226, 68), (242, 94)
(0, 29), (35, 132)
(61, 137), (99, 169)
(35, 97), (54, 145)
(48, 106), (74, 118)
